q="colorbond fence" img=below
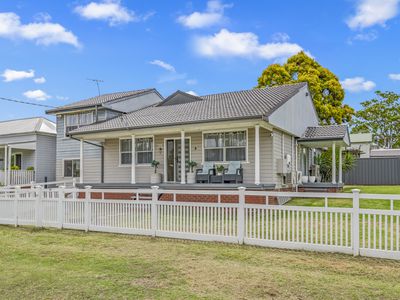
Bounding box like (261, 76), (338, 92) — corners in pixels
(0, 186), (400, 260)
(344, 157), (400, 185)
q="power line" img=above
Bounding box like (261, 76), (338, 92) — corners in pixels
(0, 96), (56, 108)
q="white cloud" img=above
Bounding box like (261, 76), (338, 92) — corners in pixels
(23, 89), (51, 101)
(347, 0), (400, 29)
(56, 95), (69, 101)
(34, 76), (46, 84)
(177, 0), (232, 29)
(186, 90), (198, 96)
(341, 77), (376, 92)
(0, 12), (80, 47)
(389, 73), (400, 80)
(186, 79), (198, 85)
(1, 68), (34, 82)
(194, 29), (304, 60)
(272, 32), (290, 42)
(74, 0), (136, 26)
(149, 59), (176, 72)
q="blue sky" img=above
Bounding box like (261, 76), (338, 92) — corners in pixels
(0, 0), (400, 121)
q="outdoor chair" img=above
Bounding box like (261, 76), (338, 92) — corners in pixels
(222, 161), (243, 183)
(196, 162), (215, 183)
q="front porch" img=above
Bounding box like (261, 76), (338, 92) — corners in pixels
(0, 144), (36, 186)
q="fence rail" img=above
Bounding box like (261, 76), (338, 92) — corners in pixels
(0, 186), (399, 260)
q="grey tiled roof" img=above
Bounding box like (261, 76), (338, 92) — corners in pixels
(70, 82), (307, 135)
(46, 89), (156, 114)
(300, 125), (348, 141)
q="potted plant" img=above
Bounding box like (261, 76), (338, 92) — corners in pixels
(216, 164), (225, 176)
(187, 160), (197, 184)
(150, 160), (161, 184)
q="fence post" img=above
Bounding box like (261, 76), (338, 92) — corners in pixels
(14, 186), (21, 227)
(35, 185), (43, 228)
(151, 186), (159, 237)
(352, 189), (360, 256)
(237, 186), (246, 244)
(84, 186), (92, 232)
(72, 178), (77, 188)
(58, 186), (65, 229)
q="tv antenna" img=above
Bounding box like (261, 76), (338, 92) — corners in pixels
(87, 78), (104, 96)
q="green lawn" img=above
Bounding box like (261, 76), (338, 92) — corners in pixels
(287, 186), (400, 209)
(1, 226), (400, 299)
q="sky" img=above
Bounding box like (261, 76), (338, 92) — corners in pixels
(0, 0), (400, 122)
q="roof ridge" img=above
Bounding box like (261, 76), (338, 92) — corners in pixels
(200, 82), (307, 98)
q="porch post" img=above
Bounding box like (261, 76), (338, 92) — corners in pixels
(80, 139), (84, 184)
(4, 145), (7, 186)
(131, 135), (136, 184)
(7, 145), (12, 186)
(338, 146), (343, 184)
(181, 130), (186, 184)
(331, 142), (336, 184)
(254, 125), (260, 185)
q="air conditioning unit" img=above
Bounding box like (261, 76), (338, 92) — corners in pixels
(276, 154), (292, 174)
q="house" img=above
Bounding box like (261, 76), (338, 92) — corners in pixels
(54, 82), (350, 191)
(0, 117), (56, 185)
(370, 148), (400, 157)
(46, 89), (164, 183)
(349, 133), (376, 158)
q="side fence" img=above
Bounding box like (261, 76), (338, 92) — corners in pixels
(0, 186), (399, 260)
(344, 157), (400, 185)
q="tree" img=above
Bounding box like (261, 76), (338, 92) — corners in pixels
(351, 91), (400, 148)
(257, 51), (354, 125)
(316, 149), (355, 182)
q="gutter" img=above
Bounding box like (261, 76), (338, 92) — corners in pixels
(68, 115), (266, 136)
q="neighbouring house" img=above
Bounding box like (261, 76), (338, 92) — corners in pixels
(370, 148), (400, 157)
(46, 89), (164, 183)
(348, 133), (377, 158)
(0, 117), (56, 186)
(51, 82), (350, 191)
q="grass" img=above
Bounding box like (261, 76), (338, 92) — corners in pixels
(1, 226), (400, 299)
(287, 185), (400, 210)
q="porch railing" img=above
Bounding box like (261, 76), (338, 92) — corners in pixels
(0, 170), (35, 186)
(0, 187), (399, 260)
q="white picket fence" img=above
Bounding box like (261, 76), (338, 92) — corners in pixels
(0, 186), (399, 260)
(0, 170), (35, 186)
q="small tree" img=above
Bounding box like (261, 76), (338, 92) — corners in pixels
(151, 160), (160, 174)
(316, 149), (355, 182)
(188, 161), (197, 173)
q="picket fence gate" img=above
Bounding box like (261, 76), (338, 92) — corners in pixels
(0, 186), (400, 260)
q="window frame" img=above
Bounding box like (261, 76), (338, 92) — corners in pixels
(202, 129), (249, 163)
(63, 110), (95, 137)
(118, 136), (155, 167)
(62, 158), (80, 178)
(11, 153), (23, 169)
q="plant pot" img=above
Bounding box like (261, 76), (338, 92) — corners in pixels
(301, 176), (309, 183)
(309, 176), (316, 183)
(150, 173), (162, 184)
(187, 172), (196, 184)
(217, 172), (223, 176)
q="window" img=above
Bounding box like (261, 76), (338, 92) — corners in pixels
(120, 137), (154, 165)
(204, 131), (247, 162)
(64, 159), (80, 177)
(11, 153), (22, 169)
(65, 111), (94, 134)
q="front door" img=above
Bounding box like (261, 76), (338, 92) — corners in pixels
(165, 138), (190, 182)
